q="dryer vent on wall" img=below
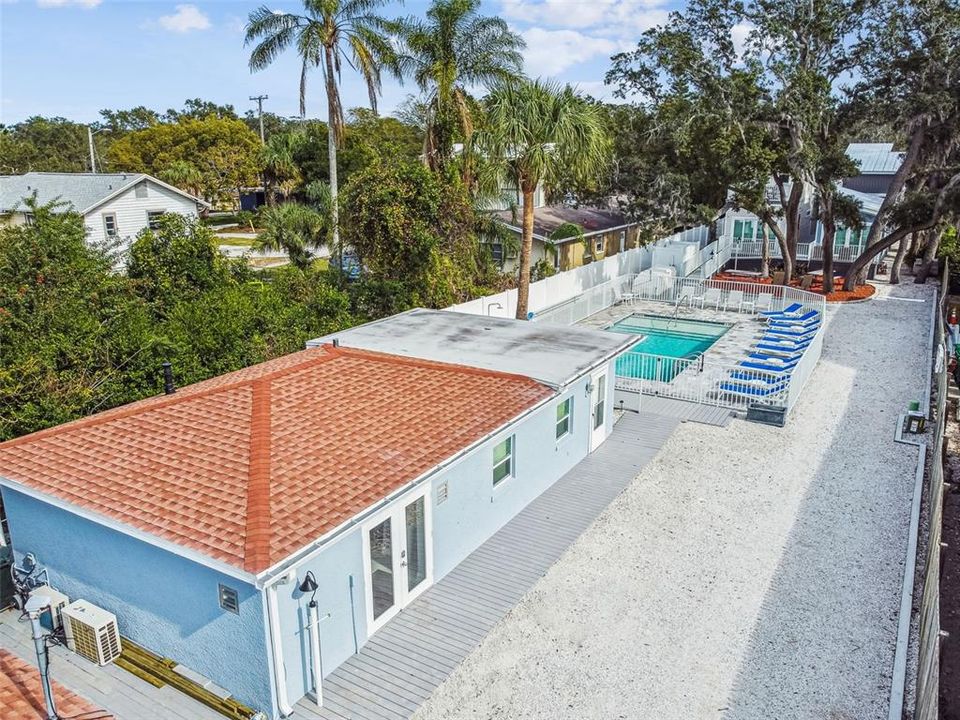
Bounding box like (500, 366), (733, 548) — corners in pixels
(62, 599), (122, 666)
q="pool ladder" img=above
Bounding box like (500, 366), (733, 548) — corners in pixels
(670, 295), (690, 327)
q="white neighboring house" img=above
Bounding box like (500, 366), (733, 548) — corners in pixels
(0, 172), (209, 253)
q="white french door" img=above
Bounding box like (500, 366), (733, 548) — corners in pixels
(362, 488), (432, 634)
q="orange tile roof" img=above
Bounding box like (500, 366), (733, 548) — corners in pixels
(0, 648), (108, 720)
(0, 345), (553, 574)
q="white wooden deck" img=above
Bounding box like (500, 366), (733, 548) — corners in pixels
(0, 608), (225, 720)
(295, 411), (679, 720)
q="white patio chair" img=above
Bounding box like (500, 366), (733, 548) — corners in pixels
(724, 289), (744, 312)
(699, 287), (722, 309)
(754, 292), (774, 313)
(676, 285), (697, 306)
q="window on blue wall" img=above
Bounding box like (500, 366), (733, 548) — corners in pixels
(492, 436), (514, 486)
(742, 221), (754, 240)
(556, 398), (572, 439)
(733, 220), (744, 240)
(834, 227), (847, 246)
(218, 584), (239, 614)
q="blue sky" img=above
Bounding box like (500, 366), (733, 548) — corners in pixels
(0, 0), (681, 125)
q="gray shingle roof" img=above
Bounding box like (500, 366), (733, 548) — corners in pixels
(1, 172), (146, 214)
(846, 143), (904, 174)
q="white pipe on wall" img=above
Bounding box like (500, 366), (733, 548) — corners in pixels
(307, 602), (323, 707)
(265, 585), (294, 717)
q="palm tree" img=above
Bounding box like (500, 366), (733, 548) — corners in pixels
(389, 0), (525, 175)
(478, 79), (610, 319)
(159, 160), (203, 199)
(260, 132), (303, 204)
(245, 0), (396, 249)
(255, 202), (330, 270)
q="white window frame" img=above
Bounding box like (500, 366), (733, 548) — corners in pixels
(556, 397), (573, 440)
(146, 211), (164, 230)
(102, 213), (118, 237)
(23, 212), (35, 226)
(492, 435), (515, 487)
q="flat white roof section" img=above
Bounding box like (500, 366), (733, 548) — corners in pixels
(309, 309), (636, 388)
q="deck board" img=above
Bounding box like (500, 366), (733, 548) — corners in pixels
(296, 411), (678, 719)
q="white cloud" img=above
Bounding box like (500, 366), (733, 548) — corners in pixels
(521, 28), (619, 77)
(36, 0), (102, 7)
(502, 0), (669, 37)
(731, 22), (754, 59)
(158, 4), (210, 33)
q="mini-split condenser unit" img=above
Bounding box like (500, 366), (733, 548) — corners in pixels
(29, 585), (70, 632)
(61, 599), (122, 666)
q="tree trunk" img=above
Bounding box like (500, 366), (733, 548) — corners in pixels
(821, 215), (836, 295)
(852, 126), (926, 286)
(760, 224), (769, 279)
(784, 182), (803, 285)
(324, 45), (341, 265)
(843, 226), (915, 290)
(916, 229), (943, 283)
(515, 183), (536, 320)
(889, 232), (913, 284)
(763, 215), (793, 283)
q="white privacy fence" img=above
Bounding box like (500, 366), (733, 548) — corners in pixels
(448, 224), (716, 320)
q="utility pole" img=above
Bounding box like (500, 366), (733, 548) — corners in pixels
(87, 126), (97, 173)
(249, 94), (269, 143)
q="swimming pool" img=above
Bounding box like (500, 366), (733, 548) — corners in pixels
(608, 314), (731, 381)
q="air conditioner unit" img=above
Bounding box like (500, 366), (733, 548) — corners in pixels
(29, 585), (69, 632)
(61, 599), (122, 666)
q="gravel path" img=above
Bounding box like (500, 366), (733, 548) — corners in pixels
(414, 281), (935, 720)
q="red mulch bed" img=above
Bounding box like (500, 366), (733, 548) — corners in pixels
(712, 271), (877, 303)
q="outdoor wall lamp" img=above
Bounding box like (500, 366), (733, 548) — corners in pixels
(299, 571), (319, 607)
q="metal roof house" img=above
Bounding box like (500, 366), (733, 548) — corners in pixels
(843, 143), (904, 195)
(0, 315), (634, 719)
(0, 172), (209, 252)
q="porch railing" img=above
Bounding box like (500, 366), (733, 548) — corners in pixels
(729, 238), (880, 264)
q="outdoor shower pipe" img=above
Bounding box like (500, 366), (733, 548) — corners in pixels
(25, 594), (58, 720)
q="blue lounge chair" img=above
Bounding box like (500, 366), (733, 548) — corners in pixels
(756, 342), (810, 355)
(768, 310), (820, 325)
(729, 371), (785, 384)
(760, 303), (803, 317)
(740, 359), (797, 373)
(720, 380), (789, 397)
(761, 329), (816, 341)
(750, 350), (803, 362)
(765, 327), (818, 339)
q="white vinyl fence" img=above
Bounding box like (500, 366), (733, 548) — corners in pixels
(448, 224), (716, 320)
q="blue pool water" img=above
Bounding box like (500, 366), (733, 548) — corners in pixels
(608, 314), (731, 380)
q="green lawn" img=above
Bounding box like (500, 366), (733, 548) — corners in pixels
(217, 236), (257, 247)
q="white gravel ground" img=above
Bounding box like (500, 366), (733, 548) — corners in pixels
(414, 281), (935, 720)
